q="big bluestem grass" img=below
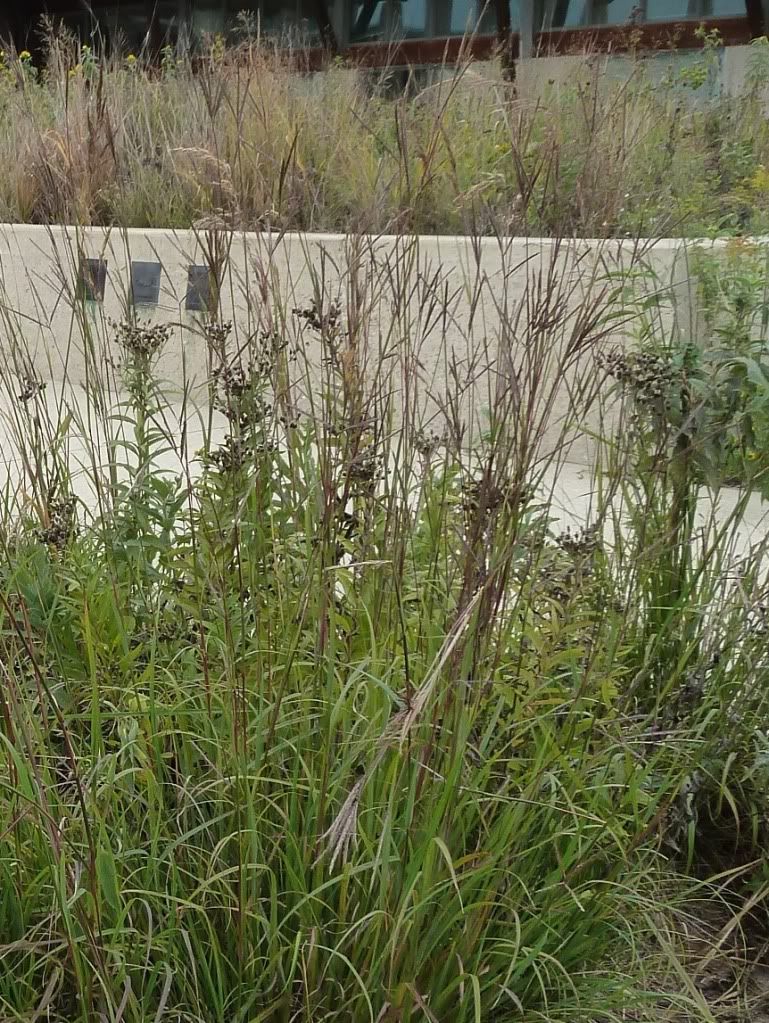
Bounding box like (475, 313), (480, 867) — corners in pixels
(0, 219), (766, 1022)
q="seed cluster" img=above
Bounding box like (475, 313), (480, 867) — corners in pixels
(293, 299), (342, 337)
(535, 554), (587, 605)
(215, 361), (254, 403)
(555, 524), (601, 557)
(462, 477), (532, 523)
(415, 428), (444, 461)
(204, 319), (233, 354)
(37, 496), (77, 549)
(650, 653), (721, 740)
(511, 522), (607, 616)
(206, 324), (301, 473)
(346, 446), (382, 490)
(597, 349), (680, 405)
(114, 319), (172, 362)
(208, 433), (273, 473)
(213, 361), (272, 431)
(665, 768), (706, 845)
(17, 374), (46, 403)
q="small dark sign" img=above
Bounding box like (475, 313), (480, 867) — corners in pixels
(131, 260), (161, 305)
(185, 265), (211, 312)
(79, 257), (107, 302)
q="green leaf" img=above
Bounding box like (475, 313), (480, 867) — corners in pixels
(96, 835), (121, 913)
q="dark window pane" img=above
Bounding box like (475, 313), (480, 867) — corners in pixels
(538, 0), (643, 28)
(258, 0), (321, 41)
(647, 0), (745, 17)
(79, 258), (107, 303)
(93, 1), (186, 48)
(710, 0), (748, 11)
(350, 0), (501, 42)
(186, 266), (211, 313)
(350, 0), (386, 41)
(449, 0), (498, 35)
(593, 0), (642, 24)
(401, 0), (428, 36)
(191, 6), (227, 34)
(99, 5), (148, 51)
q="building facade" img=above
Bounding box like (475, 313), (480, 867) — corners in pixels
(1, 0), (767, 66)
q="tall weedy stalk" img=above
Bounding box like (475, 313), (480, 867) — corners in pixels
(0, 107), (767, 1023)
(4, 28), (769, 235)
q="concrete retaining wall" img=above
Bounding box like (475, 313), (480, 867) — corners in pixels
(405, 44), (769, 106)
(0, 226), (694, 466)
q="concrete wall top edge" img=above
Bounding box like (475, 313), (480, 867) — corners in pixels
(0, 224), (719, 252)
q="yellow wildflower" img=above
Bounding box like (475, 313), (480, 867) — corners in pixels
(750, 165), (769, 194)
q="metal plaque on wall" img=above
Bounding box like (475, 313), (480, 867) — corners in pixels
(79, 258), (107, 302)
(185, 265), (211, 312)
(131, 261), (162, 306)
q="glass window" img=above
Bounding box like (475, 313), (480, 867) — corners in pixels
(191, 6), (226, 35)
(713, 0), (751, 11)
(400, 0), (428, 37)
(538, 0), (583, 28)
(52, 7), (94, 41)
(349, 0), (428, 42)
(597, 0), (646, 23)
(349, 0), (507, 43)
(256, 0), (320, 41)
(591, 0), (642, 24)
(538, 0), (645, 28)
(646, 0), (746, 17)
(89, 1), (186, 48)
(449, 0), (498, 35)
(98, 5), (146, 51)
(350, 0), (388, 41)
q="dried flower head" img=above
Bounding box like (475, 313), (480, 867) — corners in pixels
(17, 374), (46, 403)
(206, 433), (273, 473)
(315, 771), (365, 872)
(212, 361), (272, 431)
(293, 298), (341, 336)
(597, 349), (681, 407)
(415, 428), (444, 461)
(37, 496), (77, 549)
(113, 319), (172, 363)
(555, 523), (601, 557)
(462, 476), (532, 524)
(346, 446), (382, 491)
(204, 319), (233, 355)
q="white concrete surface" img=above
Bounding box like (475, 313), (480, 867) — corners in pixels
(457, 44), (766, 105)
(0, 377), (766, 559)
(0, 225), (692, 469)
(0, 223), (764, 556)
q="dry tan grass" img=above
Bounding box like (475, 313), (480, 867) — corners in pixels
(1, 27), (769, 235)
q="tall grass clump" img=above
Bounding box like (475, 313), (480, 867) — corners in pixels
(0, 225), (767, 1021)
(4, 25), (769, 235)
